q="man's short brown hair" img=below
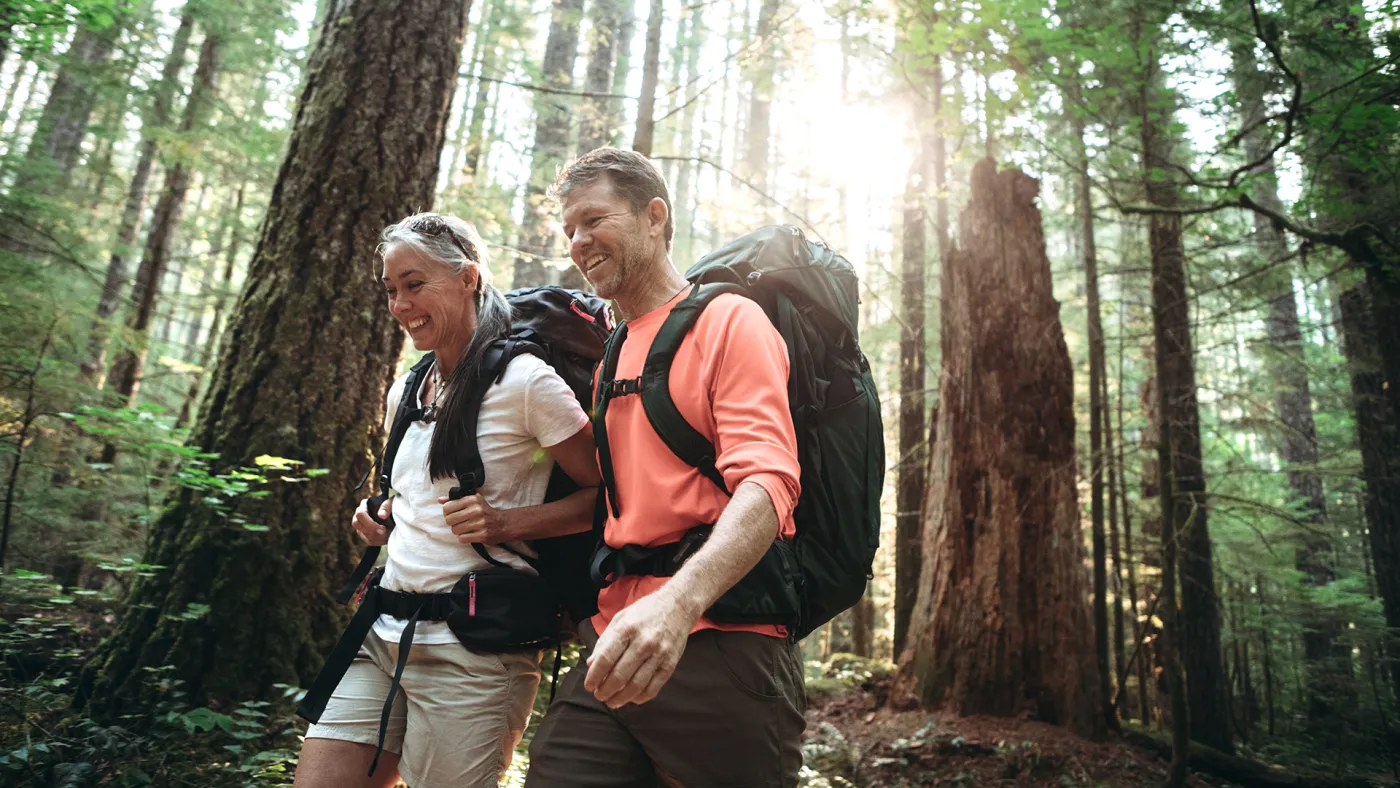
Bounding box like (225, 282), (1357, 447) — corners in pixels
(550, 147), (674, 251)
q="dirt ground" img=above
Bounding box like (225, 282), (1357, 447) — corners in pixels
(804, 682), (1218, 788)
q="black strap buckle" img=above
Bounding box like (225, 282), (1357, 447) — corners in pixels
(603, 377), (642, 398)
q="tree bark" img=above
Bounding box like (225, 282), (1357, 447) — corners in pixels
(1138, 45), (1232, 753)
(900, 159), (1104, 739)
(515, 0), (583, 287)
(630, 0), (663, 156)
(1337, 287), (1400, 702)
(892, 144), (926, 660)
(102, 32), (222, 432)
(19, 17), (120, 188)
(76, 0), (469, 713)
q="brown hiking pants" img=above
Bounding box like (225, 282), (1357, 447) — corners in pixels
(525, 620), (806, 787)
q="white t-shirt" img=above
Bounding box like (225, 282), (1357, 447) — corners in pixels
(372, 354), (590, 644)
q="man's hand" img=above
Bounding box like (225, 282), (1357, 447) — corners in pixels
(441, 494), (514, 544)
(583, 589), (701, 708)
(352, 497), (391, 545)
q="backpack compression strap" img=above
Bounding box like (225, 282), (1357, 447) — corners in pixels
(337, 353), (437, 604)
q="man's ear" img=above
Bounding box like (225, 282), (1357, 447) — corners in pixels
(646, 196), (669, 238)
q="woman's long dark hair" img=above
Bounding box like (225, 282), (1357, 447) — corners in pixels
(378, 214), (513, 481)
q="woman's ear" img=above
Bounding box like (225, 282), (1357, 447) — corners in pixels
(461, 264), (479, 293)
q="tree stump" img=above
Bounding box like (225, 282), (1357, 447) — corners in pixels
(899, 159), (1104, 739)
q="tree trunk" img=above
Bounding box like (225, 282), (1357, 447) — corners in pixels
(461, 0), (499, 177)
(77, 0), (469, 714)
(1117, 324), (1151, 723)
(1337, 287), (1400, 702)
(1105, 367), (1127, 720)
(630, 0), (663, 156)
(578, 0), (622, 154)
(608, 0), (636, 148)
(740, 0), (780, 197)
(515, 0), (583, 288)
(102, 32), (222, 434)
(1228, 25), (1341, 720)
(19, 18), (120, 188)
(1072, 100), (1114, 731)
(177, 183), (246, 430)
(900, 159), (1104, 739)
(80, 7), (196, 386)
(1138, 50), (1232, 753)
(892, 144), (926, 660)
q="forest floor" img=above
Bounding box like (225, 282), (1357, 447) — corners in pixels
(798, 662), (1395, 788)
(803, 679), (1210, 787)
(2, 586), (1394, 787)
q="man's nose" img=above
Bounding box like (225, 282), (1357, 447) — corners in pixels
(570, 227), (590, 259)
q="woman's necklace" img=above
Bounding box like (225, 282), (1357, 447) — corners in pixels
(423, 362), (447, 422)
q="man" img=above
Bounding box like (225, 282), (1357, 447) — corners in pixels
(525, 147), (806, 787)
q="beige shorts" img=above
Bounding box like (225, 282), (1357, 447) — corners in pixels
(304, 633), (540, 788)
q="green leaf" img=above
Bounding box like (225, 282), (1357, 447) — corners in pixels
(242, 524), (270, 532)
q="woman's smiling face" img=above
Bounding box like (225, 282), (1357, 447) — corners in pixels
(380, 243), (476, 353)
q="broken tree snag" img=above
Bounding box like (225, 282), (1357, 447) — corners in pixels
(900, 159), (1105, 739)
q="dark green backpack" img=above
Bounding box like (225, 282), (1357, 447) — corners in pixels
(592, 225), (885, 638)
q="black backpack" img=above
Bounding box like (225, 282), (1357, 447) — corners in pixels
(592, 225), (885, 638)
(339, 285), (611, 621)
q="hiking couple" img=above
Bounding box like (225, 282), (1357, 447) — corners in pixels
(294, 147), (818, 788)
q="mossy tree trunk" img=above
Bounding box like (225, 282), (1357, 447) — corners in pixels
(901, 160), (1104, 740)
(77, 0), (470, 715)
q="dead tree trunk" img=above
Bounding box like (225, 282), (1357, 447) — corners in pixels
(76, 0), (470, 714)
(900, 160), (1104, 739)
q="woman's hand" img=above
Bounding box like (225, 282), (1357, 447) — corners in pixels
(352, 497), (392, 545)
(441, 494), (514, 545)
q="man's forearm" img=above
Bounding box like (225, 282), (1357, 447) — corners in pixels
(501, 487), (597, 541)
(659, 481), (778, 621)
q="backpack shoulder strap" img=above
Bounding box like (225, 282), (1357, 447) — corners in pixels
(379, 352), (437, 494)
(339, 353), (436, 604)
(446, 339), (547, 570)
(639, 283), (747, 494)
(593, 322), (630, 518)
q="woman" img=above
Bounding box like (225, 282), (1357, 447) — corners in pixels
(294, 214), (600, 788)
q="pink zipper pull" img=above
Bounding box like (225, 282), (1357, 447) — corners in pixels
(469, 573), (477, 616)
(569, 301), (596, 322)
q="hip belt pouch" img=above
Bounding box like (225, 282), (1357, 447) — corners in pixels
(448, 566), (560, 653)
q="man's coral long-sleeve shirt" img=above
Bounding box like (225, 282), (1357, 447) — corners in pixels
(591, 287), (801, 638)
